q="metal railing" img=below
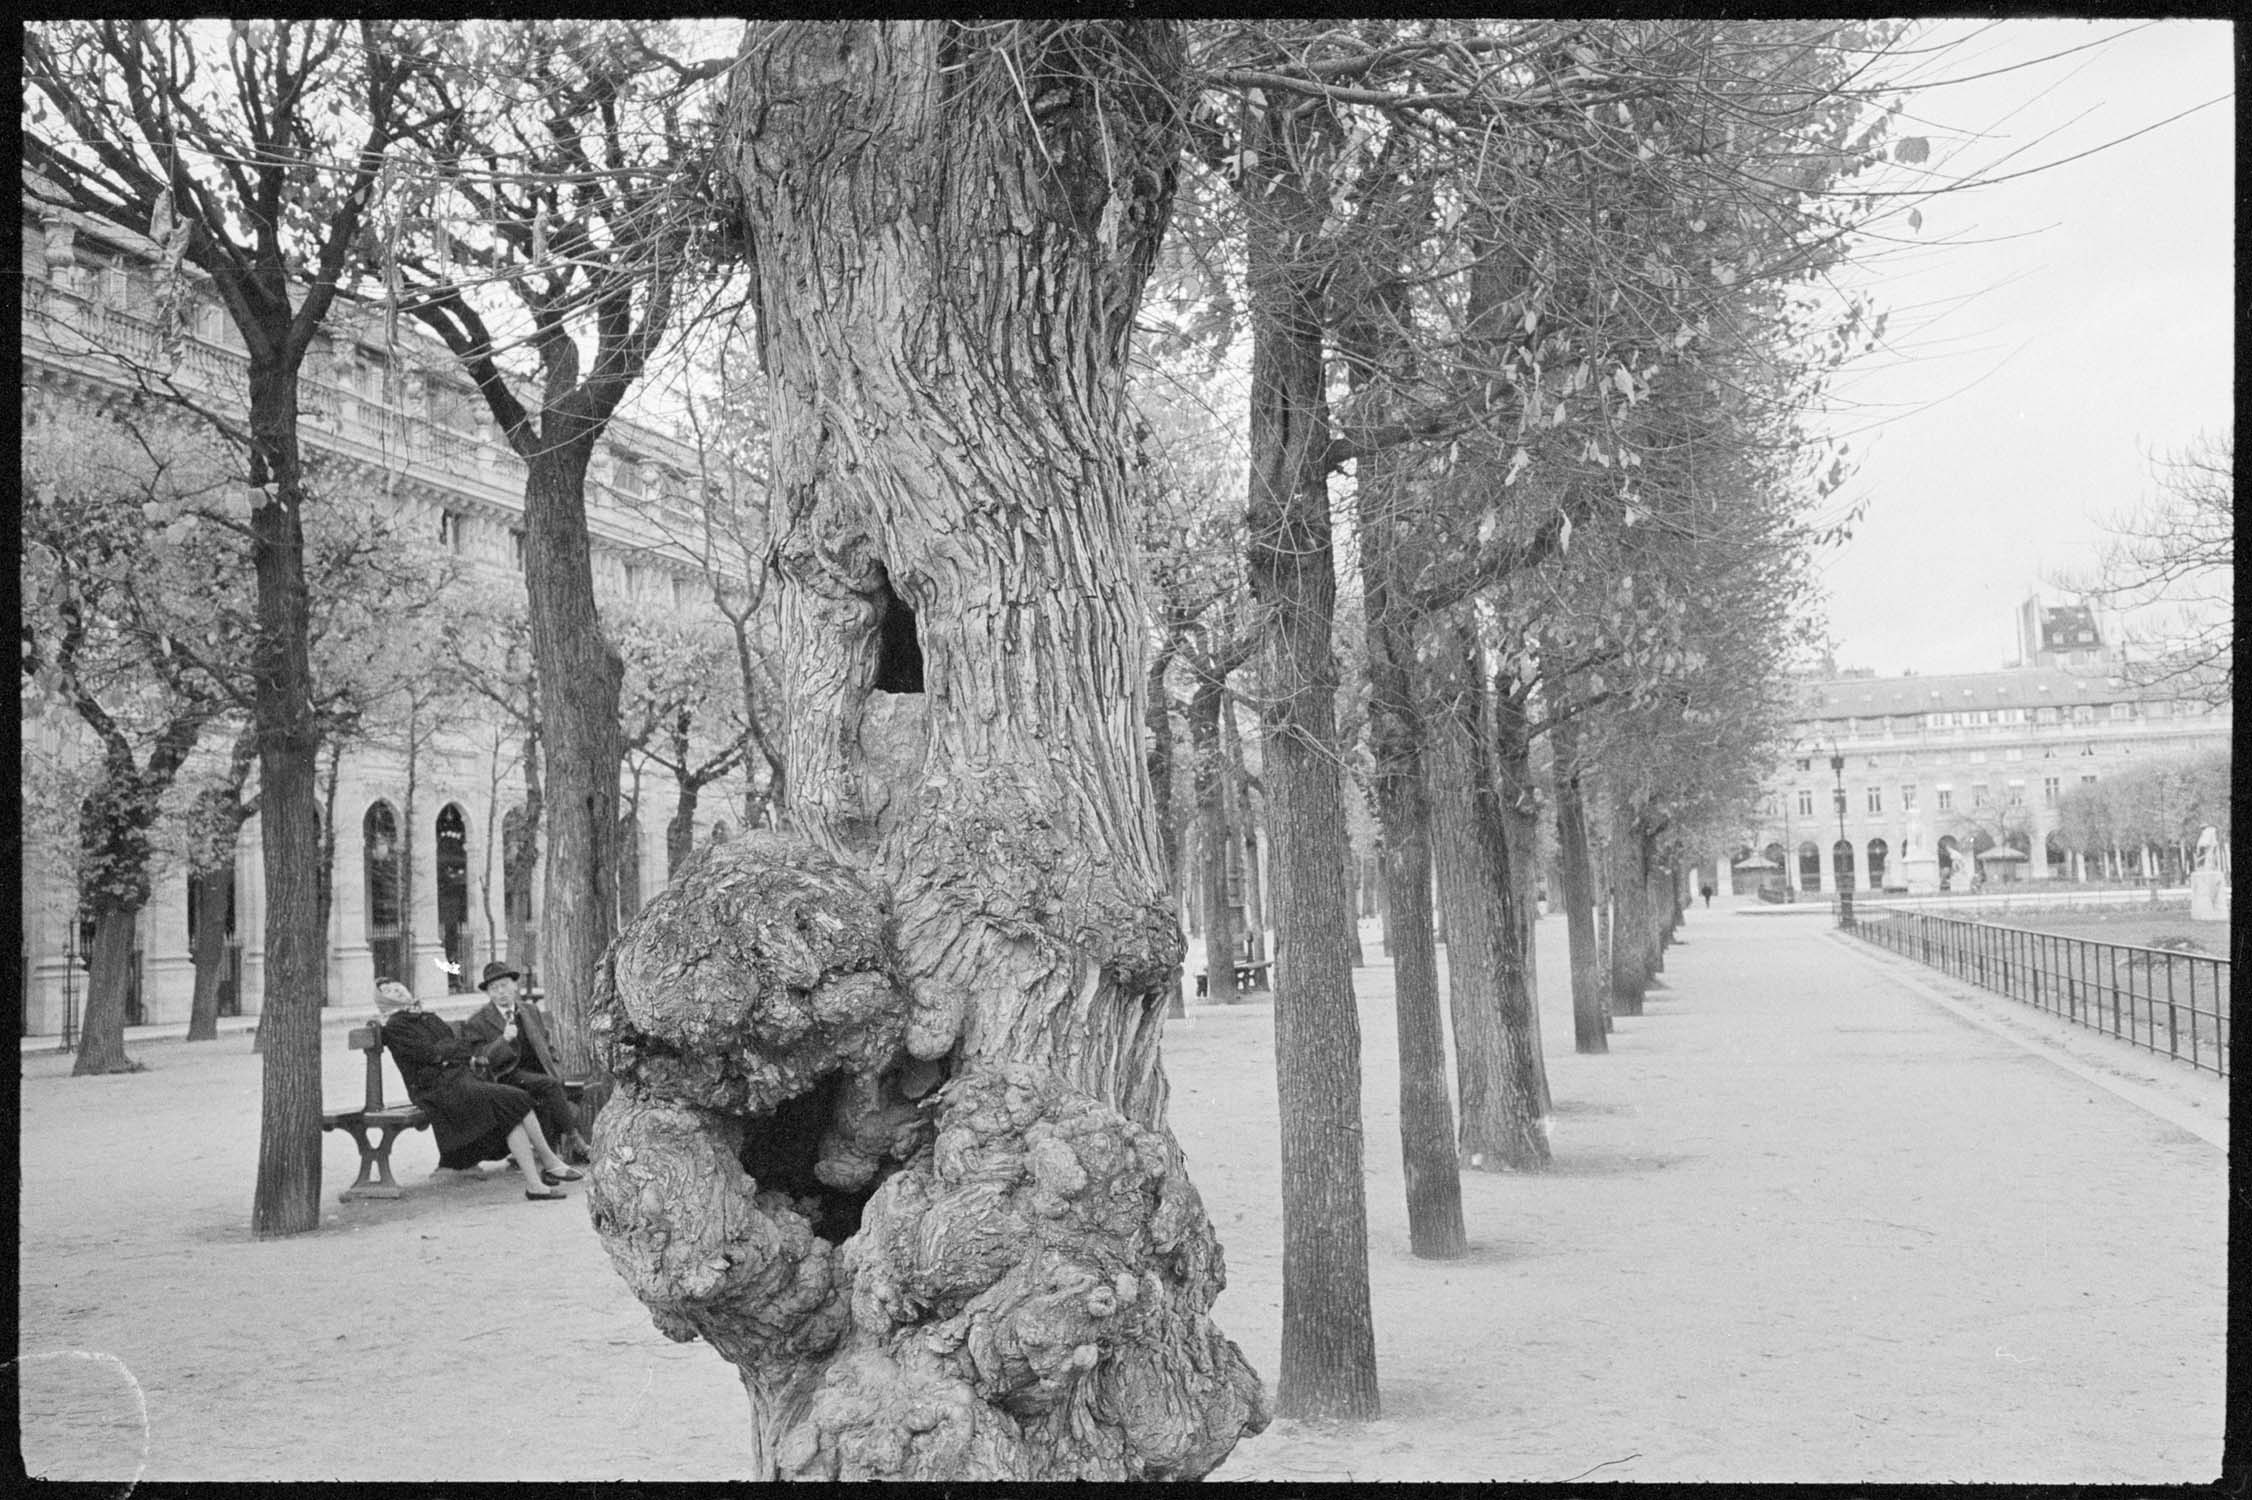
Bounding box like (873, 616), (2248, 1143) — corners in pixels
(1852, 909), (2230, 1076)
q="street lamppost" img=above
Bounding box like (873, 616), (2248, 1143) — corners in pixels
(1829, 748), (1853, 929)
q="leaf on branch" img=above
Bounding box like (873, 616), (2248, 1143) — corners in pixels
(1612, 366), (1635, 404)
(1893, 136), (1930, 165)
(1504, 446), (1531, 488)
(1907, 207), (1923, 233)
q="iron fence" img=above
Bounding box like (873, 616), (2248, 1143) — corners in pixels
(1852, 909), (2230, 1076)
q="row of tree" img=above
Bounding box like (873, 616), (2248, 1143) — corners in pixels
(2053, 750), (2230, 870)
(1090, 20), (1903, 1428)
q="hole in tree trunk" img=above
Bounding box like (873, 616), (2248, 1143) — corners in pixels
(739, 1074), (867, 1244)
(870, 568), (925, 695)
(736, 1057), (948, 1246)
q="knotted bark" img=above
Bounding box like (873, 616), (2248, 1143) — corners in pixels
(590, 836), (1259, 1479)
(586, 21), (1265, 1479)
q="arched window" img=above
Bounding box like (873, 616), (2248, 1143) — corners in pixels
(364, 801), (404, 983)
(1865, 838), (1889, 891)
(436, 804), (471, 991)
(1797, 840), (1823, 894)
(1832, 838), (1855, 889)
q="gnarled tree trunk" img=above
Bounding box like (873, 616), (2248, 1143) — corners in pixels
(588, 22), (1264, 1480)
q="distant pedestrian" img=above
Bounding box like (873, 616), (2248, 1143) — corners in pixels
(1700, 884), (1714, 908)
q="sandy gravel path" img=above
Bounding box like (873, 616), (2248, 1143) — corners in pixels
(16, 901), (2227, 1482)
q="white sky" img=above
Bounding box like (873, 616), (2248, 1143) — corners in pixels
(1813, 18), (2235, 676)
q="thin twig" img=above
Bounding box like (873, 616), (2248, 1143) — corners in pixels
(1560, 1452), (1642, 1482)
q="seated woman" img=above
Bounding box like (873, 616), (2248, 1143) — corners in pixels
(373, 980), (583, 1200)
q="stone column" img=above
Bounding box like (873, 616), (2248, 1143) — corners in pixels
(330, 790), (375, 1014)
(143, 861), (197, 1027)
(22, 856), (74, 1037)
(409, 796), (449, 993)
(237, 815), (267, 1017)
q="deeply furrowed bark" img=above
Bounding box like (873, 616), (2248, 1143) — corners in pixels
(1143, 652), (1185, 1021)
(589, 23), (1265, 1479)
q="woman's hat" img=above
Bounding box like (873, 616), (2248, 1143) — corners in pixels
(478, 960), (522, 991)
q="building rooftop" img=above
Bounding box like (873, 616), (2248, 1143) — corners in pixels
(1795, 665), (2175, 717)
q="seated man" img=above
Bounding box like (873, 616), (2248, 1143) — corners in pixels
(373, 979), (580, 1199)
(458, 960), (590, 1163)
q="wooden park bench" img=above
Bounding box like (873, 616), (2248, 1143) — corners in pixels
(321, 1015), (430, 1202)
(1193, 957), (1274, 997)
(322, 1014), (591, 1203)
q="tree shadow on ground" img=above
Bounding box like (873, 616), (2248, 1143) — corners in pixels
(1540, 1151), (1692, 1176)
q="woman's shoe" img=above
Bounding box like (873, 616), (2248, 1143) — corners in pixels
(524, 1186), (568, 1201)
(540, 1166), (584, 1186)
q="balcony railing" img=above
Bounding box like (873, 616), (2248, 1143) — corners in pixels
(1851, 909), (2229, 1076)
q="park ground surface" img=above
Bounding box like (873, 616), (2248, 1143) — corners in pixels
(17, 894), (2229, 1483)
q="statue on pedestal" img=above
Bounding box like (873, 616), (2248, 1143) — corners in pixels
(2190, 824), (2227, 921)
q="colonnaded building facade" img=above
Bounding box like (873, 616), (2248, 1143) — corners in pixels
(20, 193), (754, 1037)
(1731, 600), (2231, 898)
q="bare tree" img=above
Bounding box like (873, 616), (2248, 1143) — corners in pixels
(26, 16), (439, 1237)
(2060, 433), (2233, 704)
(379, 19), (731, 1075)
